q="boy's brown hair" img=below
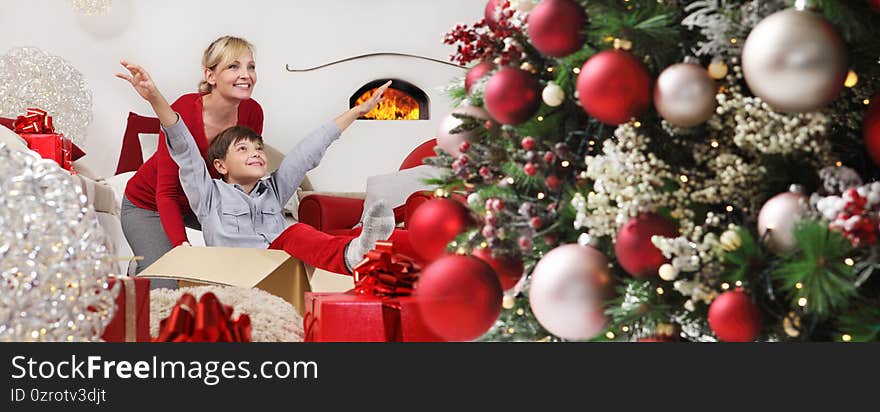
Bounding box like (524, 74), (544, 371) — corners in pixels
(207, 126), (263, 176)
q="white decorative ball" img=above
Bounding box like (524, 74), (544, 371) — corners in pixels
(741, 9), (847, 113)
(542, 82), (565, 107)
(758, 189), (808, 254)
(658, 263), (679, 281)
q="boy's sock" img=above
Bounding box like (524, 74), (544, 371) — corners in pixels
(344, 200), (395, 272)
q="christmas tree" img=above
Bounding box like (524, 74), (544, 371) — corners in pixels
(424, 0), (880, 342)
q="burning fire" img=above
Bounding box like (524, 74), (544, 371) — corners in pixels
(355, 87), (420, 120)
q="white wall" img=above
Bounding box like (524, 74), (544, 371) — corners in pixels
(0, 0), (479, 191)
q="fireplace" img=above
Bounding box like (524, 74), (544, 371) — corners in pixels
(349, 78), (429, 120)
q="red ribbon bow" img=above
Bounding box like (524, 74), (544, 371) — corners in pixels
(154, 292), (252, 342)
(352, 241), (421, 297)
(13, 108), (55, 134)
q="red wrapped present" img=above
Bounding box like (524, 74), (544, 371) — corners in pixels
(303, 241), (446, 342)
(153, 293), (251, 342)
(13, 108), (85, 171)
(101, 277), (151, 342)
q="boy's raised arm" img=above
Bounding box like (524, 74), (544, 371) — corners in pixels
(273, 81), (393, 205)
(116, 60), (214, 217)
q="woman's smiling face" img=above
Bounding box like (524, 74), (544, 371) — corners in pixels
(206, 51), (257, 101)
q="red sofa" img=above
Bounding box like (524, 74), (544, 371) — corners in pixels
(297, 139), (438, 234)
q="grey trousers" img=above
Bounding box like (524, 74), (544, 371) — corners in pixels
(120, 195), (201, 290)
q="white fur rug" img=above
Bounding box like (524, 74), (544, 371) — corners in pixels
(150, 285), (304, 342)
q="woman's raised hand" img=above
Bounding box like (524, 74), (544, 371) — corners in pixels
(116, 60), (161, 102)
(355, 80), (392, 116)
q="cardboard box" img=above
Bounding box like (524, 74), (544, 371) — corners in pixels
(137, 246), (311, 314)
(304, 292), (446, 342)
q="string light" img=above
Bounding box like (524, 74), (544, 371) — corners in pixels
(508, 328), (516, 334)
(844, 70), (858, 88)
(516, 308), (525, 316)
(656, 287), (664, 295)
(537, 192), (546, 200)
(710, 140), (720, 148)
(679, 175), (689, 183)
(573, 67), (581, 74)
(605, 331), (616, 339)
(721, 283), (730, 290)
(735, 281), (743, 287)
(726, 205), (734, 212)
(864, 99), (871, 105)
(537, 116), (545, 122)
(795, 282), (803, 290)
(633, 121), (642, 128)
(798, 297), (808, 307)
(561, 160), (571, 167)
(844, 258), (855, 266)
(621, 326), (630, 333)
(836, 161), (843, 167)
(730, 38), (738, 44)
(547, 67), (555, 73)
(841, 334), (852, 342)
(506, 177), (515, 185)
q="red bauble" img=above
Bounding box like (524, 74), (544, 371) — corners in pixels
(465, 61), (495, 95)
(409, 199), (475, 262)
(576, 50), (653, 125)
(614, 213), (678, 279)
(708, 290), (762, 342)
(484, 67), (542, 125)
(521, 136), (536, 150)
(416, 255), (503, 341)
(485, 0), (502, 29)
(526, 0), (586, 57)
(545, 175), (561, 191)
(472, 248), (524, 291)
(863, 93), (880, 166)
(523, 162), (537, 176)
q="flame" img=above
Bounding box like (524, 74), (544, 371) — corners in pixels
(355, 87), (420, 120)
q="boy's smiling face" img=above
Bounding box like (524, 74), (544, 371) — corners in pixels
(213, 137), (267, 184)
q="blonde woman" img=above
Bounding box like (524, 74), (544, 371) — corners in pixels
(120, 36), (263, 288)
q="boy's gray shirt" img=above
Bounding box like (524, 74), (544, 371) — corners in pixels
(162, 115), (341, 248)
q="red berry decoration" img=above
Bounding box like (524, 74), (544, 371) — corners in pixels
(521, 136), (536, 150)
(529, 217), (543, 229)
(416, 255), (503, 341)
(545, 175), (561, 191)
(614, 213), (678, 279)
(523, 162), (538, 176)
(472, 248), (524, 291)
(465, 61), (495, 95)
(518, 236), (533, 250)
(576, 50), (653, 125)
(864, 93), (880, 166)
(409, 198), (475, 262)
(479, 166), (491, 178)
(459, 141), (471, 153)
(543, 151), (556, 164)
(484, 67), (542, 125)
(526, 0), (586, 57)
(708, 289), (762, 342)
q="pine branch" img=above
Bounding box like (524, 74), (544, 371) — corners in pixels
(771, 220), (857, 317)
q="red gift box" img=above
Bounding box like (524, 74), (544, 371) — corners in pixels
(303, 292), (445, 342)
(101, 277), (151, 342)
(21, 134), (74, 171)
(11, 108), (85, 172)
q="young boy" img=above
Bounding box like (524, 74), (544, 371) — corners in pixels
(117, 60), (396, 273)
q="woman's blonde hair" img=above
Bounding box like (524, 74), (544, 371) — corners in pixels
(198, 36), (255, 94)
